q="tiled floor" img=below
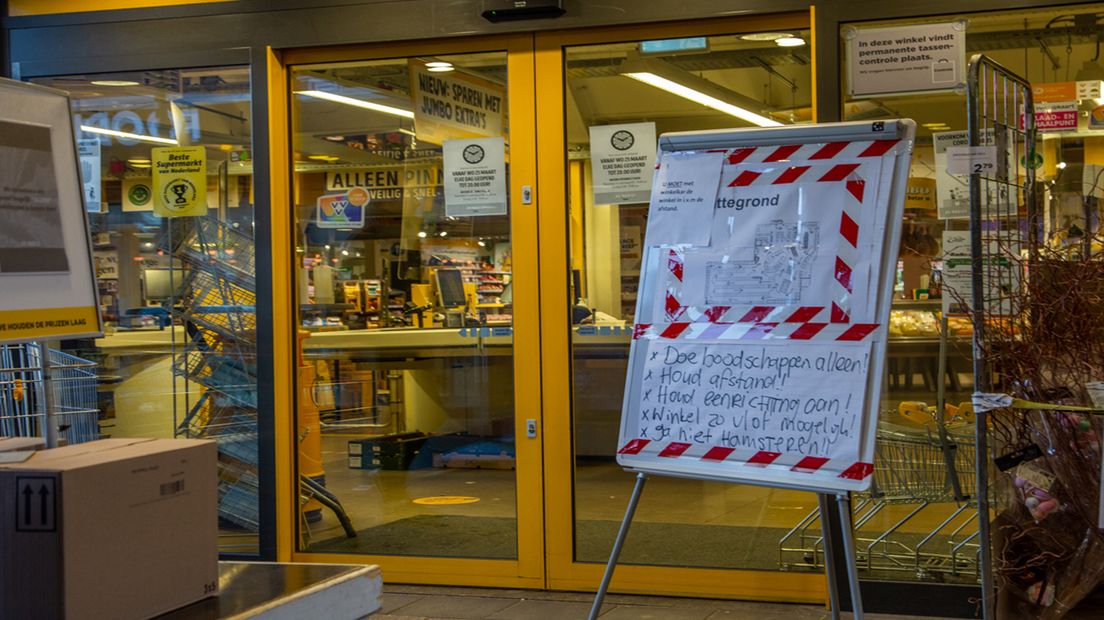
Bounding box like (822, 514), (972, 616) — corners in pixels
(372, 585), (958, 620)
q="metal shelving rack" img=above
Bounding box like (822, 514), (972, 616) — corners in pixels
(164, 216), (259, 532)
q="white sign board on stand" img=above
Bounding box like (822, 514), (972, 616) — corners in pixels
(616, 120), (916, 494)
(0, 78), (101, 343)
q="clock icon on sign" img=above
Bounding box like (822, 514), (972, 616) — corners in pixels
(610, 130), (635, 151)
(463, 143), (486, 164)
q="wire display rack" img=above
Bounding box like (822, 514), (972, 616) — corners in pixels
(166, 216), (259, 532)
(0, 343), (99, 445)
(779, 421), (980, 580)
(179, 269), (257, 342)
(164, 216), (256, 287)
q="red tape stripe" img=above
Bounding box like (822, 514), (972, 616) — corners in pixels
(837, 323), (879, 341)
(835, 257), (853, 293)
(729, 170), (763, 187)
(746, 451), (782, 467)
(618, 439), (650, 454)
(737, 306), (775, 323)
(763, 144), (801, 162)
(789, 322), (827, 339)
(727, 148), (756, 164)
(846, 179), (865, 202)
(818, 163), (860, 182)
(839, 211), (859, 247)
(792, 456), (830, 473)
(632, 323), (651, 339)
(858, 139), (898, 157)
(659, 442), (692, 457)
(703, 306), (731, 322)
(784, 306), (823, 323)
(839, 461), (875, 480)
(831, 302), (850, 323)
(809, 141), (850, 160)
(702, 446), (736, 461)
(773, 165), (811, 184)
(659, 323), (691, 339)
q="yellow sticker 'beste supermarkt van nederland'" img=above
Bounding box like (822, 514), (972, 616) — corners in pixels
(152, 146), (207, 217)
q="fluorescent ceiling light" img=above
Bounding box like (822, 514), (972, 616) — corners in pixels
(623, 71), (782, 127)
(80, 125), (178, 145)
(428, 66), (455, 73)
(740, 33), (790, 42)
(776, 36), (806, 47)
(425, 61), (453, 69)
(296, 90), (415, 119)
(90, 80), (139, 87)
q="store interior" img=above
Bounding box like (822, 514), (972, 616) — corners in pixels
(19, 1), (1104, 590)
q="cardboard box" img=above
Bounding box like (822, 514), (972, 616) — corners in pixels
(0, 436), (45, 453)
(0, 438), (218, 619)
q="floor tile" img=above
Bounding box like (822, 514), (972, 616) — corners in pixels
(396, 595), (517, 619)
(600, 604), (714, 619)
(486, 599), (596, 620)
(379, 593), (424, 614)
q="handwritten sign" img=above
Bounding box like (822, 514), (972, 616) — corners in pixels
(644, 150), (724, 247)
(629, 340), (870, 461)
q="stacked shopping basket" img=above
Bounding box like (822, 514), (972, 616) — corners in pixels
(166, 217), (259, 532)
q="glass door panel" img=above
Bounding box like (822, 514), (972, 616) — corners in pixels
(290, 51), (521, 560)
(564, 30), (821, 571)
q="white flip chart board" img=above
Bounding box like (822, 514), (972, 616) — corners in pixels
(617, 120), (916, 493)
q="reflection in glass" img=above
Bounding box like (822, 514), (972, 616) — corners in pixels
(291, 53), (518, 559)
(30, 68), (258, 554)
(566, 32), (824, 570)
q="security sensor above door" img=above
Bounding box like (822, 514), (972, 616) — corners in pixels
(482, 0), (565, 23)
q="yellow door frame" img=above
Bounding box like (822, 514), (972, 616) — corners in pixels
(535, 11), (829, 603)
(269, 33), (545, 588)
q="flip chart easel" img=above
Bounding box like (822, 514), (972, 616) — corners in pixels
(589, 120), (916, 620)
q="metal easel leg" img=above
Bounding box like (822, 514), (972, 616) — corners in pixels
(588, 472), (647, 620)
(836, 493), (864, 619)
(818, 494), (842, 620)
(38, 341), (58, 449)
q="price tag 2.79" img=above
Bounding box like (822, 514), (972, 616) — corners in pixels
(946, 145), (999, 176)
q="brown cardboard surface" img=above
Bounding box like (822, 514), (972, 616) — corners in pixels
(0, 438), (218, 619)
(0, 437), (45, 452)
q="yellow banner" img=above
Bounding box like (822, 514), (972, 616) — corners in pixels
(152, 146), (207, 217)
(0, 306), (100, 341)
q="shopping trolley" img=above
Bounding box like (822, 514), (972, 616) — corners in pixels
(0, 343), (99, 445)
(779, 421), (979, 580)
(163, 216), (256, 287)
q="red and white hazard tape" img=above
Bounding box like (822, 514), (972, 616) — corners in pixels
(632, 321), (880, 342)
(617, 438), (874, 481)
(722, 139), (900, 166)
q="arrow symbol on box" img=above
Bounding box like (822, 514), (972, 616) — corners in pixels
(39, 485), (49, 525)
(22, 485), (32, 526)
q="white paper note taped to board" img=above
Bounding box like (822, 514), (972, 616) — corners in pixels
(644, 150), (725, 247)
(649, 159), (885, 325)
(619, 338), (873, 474)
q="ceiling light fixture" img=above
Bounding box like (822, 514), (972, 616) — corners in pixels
(417, 231), (428, 239)
(90, 80), (140, 87)
(740, 33), (791, 42)
(295, 90), (415, 119)
(775, 36), (806, 48)
(80, 125), (178, 145)
(622, 66), (781, 127)
(426, 61), (453, 68)
(427, 66), (455, 73)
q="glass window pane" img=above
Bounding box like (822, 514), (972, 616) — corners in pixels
(566, 31), (818, 570)
(290, 52), (518, 559)
(29, 68), (258, 555)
